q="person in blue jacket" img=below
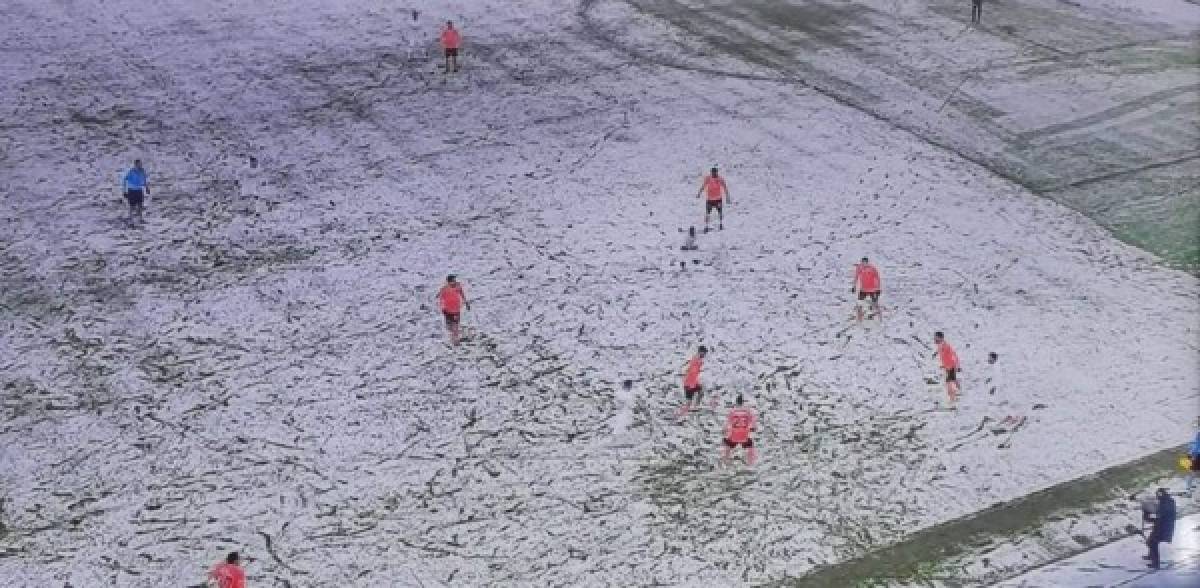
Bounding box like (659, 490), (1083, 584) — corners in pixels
(1145, 487), (1176, 569)
(1187, 427), (1200, 496)
(122, 159), (149, 222)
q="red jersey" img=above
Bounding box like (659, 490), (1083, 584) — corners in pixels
(725, 407), (755, 443)
(683, 355), (703, 388)
(441, 27), (461, 49)
(937, 341), (959, 370)
(702, 176), (727, 202)
(210, 563), (246, 588)
(855, 263), (881, 293)
(439, 283), (464, 313)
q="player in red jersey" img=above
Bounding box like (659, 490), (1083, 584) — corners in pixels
(438, 275), (471, 345)
(209, 552), (246, 588)
(721, 394), (757, 466)
(696, 167), (732, 232)
(677, 346), (707, 417)
(441, 21), (462, 73)
(933, 331), (960, 406)
(852, 257), (882, 322)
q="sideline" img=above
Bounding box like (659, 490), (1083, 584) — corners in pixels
(775, 445), (1186, 587)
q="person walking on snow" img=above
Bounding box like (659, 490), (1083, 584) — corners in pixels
(971, 0), (984, 24)
(209, 551), (246, 588)
(1187, 424), (1200, 496)
(933, 331), (960, 406)
(406, 10), (425, 60)
(122, 159), (149, 223)
(696, 167), (731, 232)
(678, 346), (707, 417)
(721, 394), (757, 466)
(1144, 488), (1176, 569)
(852, 257), (882, 322)
(438, 274), (470, 345)
(441, 21), (461, 73)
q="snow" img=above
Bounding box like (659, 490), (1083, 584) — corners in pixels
(1, 0), (1197, 586)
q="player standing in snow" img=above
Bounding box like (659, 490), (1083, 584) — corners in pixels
(721, 394), (757, 466)
(696, 167), (731, 232)
(852, 257), (882, 322)
(971, 0), (984, 24)
(677, 345), (707, 417)
(406, 10), (424, 60)
(441, 21), (461, 73)
(933, 331), (960, 406)
(122, 159), (149, 223)
(209, 551), (246, 588)
(438, 275), (470, 345)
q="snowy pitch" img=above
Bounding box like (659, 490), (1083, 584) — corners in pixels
(1, 0), (1197, 586)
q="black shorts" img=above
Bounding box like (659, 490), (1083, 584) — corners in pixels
(723, 437), (753, 449)
(705, 200), (723, 213)
(445, 47), (459, 57)
(945, 368), (958, 382)
(857, 291), (880, 302)
(442, 311), (460, 326)
(125, 189), (144, 208)
(1190, 454), (1200, 472)
(683, 384), (701, 400)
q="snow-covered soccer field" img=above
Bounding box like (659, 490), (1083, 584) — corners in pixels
(1, 0), (1197, 585)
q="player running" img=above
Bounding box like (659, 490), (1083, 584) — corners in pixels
(677, 345), (707, 417)
(721, 394), (757, 466)
(437, 275), (470, 345)
(440, 21), (461, 73)
(209, 551), (246, 588)
(933, 331), (960, 406)
(852, 257), (882, 322)
(696, 167), (731, 232)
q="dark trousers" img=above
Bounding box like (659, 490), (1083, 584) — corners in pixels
(125, 189), (145, 218)
(971, 1), (982, 23)
(1147, 532), (1162, 568)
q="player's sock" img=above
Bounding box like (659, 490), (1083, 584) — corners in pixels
(676, 404), (690, 417)
(747, 448), (758, 466)
(720, 446), (731, 463)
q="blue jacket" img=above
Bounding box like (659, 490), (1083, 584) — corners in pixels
(1189, 431), (1200, 457)
(124, 168), (147, 191)
(1154, 494), (1176, 542)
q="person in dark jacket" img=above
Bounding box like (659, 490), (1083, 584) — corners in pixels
(1145, 487), (1176, 569)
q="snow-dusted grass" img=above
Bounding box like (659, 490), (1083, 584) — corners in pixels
(0, 0), (1197, 585)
